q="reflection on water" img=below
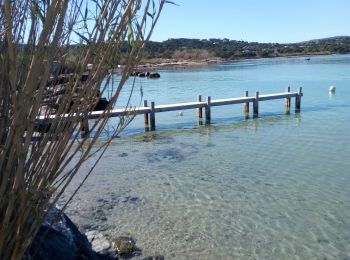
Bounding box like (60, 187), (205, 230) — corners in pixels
(63, 55), (350, 259)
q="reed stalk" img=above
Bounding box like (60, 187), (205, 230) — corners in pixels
(0, 0), (167, 258)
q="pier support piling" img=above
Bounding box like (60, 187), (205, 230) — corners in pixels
(295, 87), (302, 113)
(143, 100), (149, 131)
(150, 101), (156, 131)
(205, 96), (211, 124)
(253, 91), (259, 117)
(80, 118), (90, 138)
(285, 86), (291, 114)
(197, 95), (203, 125)
(244, 90), (249, 118)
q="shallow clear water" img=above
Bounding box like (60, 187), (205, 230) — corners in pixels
(63, 55), (350, 259)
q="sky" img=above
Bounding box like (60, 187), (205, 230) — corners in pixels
(150, 0), (350, 43)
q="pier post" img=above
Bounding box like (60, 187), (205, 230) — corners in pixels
(150, 101), (156, 131)
(295, 87), (302, 113)
(285, 86), (291, 114)
(197, 95), (203, 125)
(80, 118), (90, 138)
(253, 91), (259, 117)
(143, 100), (149, 131)
(243, 90), (249, 118)
(205, 96), (211, 124)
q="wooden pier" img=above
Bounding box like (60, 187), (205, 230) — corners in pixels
(36, 87), (303, 136)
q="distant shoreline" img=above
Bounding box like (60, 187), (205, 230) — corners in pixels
(130, 52), (336, 71)
(111, 52), (346, 73)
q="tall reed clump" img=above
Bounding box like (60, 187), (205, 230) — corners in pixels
(0, 0), (169, 259)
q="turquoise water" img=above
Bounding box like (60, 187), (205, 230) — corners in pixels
(64, 55), (350, 259)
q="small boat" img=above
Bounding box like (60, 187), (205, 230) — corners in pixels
(305, 58), (311, 61)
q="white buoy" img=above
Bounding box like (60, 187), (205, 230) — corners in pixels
(329, 85), (335, 93)
(178, 111), (183, 116)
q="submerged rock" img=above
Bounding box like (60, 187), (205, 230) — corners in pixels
(146, 148), (185, 163)
(111, 236), (140, 257)
(122, 196), (140, 204)
(142, 256), (165, 260)
(118, 152), (128, 157)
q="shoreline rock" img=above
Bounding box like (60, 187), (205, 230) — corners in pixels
(111, 236), (141, 257)
(24, 207), (163, 260)
(130, 71), (160, 78)
(24, 207), (117, 260)
(86, 230), (118, 259)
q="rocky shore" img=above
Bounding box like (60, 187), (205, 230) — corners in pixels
(39, 73), (109, 118)
(24, 206), (164, 260)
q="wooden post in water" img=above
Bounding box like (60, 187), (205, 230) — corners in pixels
(295, 87), (302, 112)
(143, 100), (149, 131)
(285, 86), (291, 114)
(80, 118), (90, 138)
(205, 96), (211, 124)
(150, 101), (156, 131)
(197, 95), (203, 125)
(253, 91), (259, 117)
(243, 90), (249, 118)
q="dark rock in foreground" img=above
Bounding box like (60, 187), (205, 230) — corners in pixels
(24, 207), (117, 260)
(24, 206), (165, 260)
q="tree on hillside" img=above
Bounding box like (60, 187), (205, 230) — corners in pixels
(0, 0), (166, 259)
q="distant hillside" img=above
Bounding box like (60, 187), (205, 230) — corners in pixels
(300, 36), (350, 44)
(142, 36), (350, 62)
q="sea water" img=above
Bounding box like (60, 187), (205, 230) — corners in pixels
(63, 55), (350, 259)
